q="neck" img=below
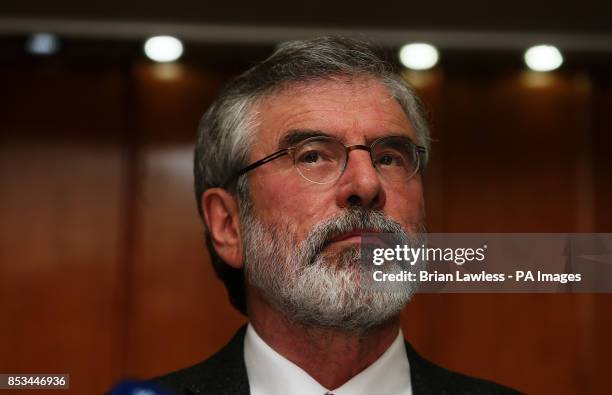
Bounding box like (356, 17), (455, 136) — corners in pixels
(246, 286), (401, 390)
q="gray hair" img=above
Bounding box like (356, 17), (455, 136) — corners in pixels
(194, 36), (431, 314)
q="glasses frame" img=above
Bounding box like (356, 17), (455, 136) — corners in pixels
(227, 135), (427, 186)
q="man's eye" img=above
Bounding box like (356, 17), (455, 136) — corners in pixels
(376, 153), (402, 166)
(299, 150), (322, 163)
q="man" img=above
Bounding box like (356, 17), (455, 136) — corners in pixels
(152, 37), (519, 394)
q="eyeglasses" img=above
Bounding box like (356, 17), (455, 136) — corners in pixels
(229, 135), (427, 185)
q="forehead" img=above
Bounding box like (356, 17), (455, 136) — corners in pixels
(253, 76), (415, 148)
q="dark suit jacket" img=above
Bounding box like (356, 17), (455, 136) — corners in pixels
(151, 326), (520, 394)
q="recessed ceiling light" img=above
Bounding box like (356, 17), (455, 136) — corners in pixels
(26, 33), (60, 55)
(399, 43), (439, 70)
(524, 45), (563, 72)
(144, 36), (184, 63)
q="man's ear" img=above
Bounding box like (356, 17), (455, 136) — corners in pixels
(201, 188), (243, 269)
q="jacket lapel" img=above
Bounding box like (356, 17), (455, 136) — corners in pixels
(182, 326), (250, 395)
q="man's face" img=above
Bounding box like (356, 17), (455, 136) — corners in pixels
(240, 76), (425, 329)
(248, 77), (424, 238)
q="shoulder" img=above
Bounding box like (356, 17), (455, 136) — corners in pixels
(148, 326), (249, 395)
(404, 341), (522, 395)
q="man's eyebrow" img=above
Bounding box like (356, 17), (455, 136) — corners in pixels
(278, 129), (331, 148)
(277, 129), (417, 148)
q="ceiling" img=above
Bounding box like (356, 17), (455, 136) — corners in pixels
(1, 1), (611, 51)
(1, 0), (611, 33)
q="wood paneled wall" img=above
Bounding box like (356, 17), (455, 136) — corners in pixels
(1, 61), (610, 394)
(0, 68), (128, 394)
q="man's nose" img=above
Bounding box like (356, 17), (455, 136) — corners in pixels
(335, 149), (386, 209)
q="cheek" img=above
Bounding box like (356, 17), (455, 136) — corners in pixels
(250, 175), (289, 215)
(249, 174), (334, 237)
(386, 181), (425, 230)
(249, 174), (313, 222)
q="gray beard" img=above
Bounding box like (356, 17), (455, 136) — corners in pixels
(241, 202), (425, 331)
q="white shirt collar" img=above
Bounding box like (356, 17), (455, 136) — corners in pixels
(244, 324), (412, 395)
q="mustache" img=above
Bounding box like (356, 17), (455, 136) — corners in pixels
(298, 207), (410, 266)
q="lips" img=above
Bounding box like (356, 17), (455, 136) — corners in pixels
(327, 228), (381, 244)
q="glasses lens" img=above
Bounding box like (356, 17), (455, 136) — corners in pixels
(371, 137), (420, 181)
(294, 138), (345, 183)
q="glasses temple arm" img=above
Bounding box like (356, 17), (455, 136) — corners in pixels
(221, 149), (291, 188)
(236, 149), (290, 176)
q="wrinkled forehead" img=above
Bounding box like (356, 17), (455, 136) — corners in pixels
(251, 76), (415, 152)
